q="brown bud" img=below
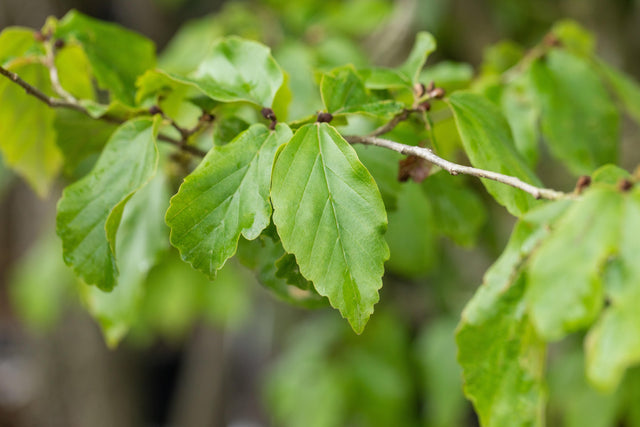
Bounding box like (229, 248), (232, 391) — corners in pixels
(54, 39), (65, 50)
(34, 31), (46, 42)
(148, 105), (163, 116)
(418, 101), (431, 112)
(317, 112), (333, 123)
(429, 87), (446, 99)
(574, 175), (591, 194)
(618, 179), (634, 192)
(269, 120), (277, 131)
(413, 82), (426, 98)
(543, 33), (562, 48)
(261, 107), (276, 121)
(200, 112), (215, 122)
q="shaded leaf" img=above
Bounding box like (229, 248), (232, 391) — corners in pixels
(449, 91), (542, 217)
(166, 123), (292, 278)
(597, 59), (640, 125)
(530, 50), (619, 175)
(527, 187), (622, 340)
(56, 117), (160, 290)
(586, 189), (640, 391)
(271, 123), (389, 333)
(56, 10), (156, 105)
(457, 200), (571, 427)
(83, 171), (170, 346)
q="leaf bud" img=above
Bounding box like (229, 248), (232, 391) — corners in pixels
(317, 112), (333, 123)
(261, 107), (276, 121)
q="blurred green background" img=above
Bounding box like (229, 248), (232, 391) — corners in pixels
(1, 0), (640, 426)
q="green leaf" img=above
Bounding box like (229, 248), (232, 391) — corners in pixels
(591, 164), (632, 186)
(585, 190), (640, 391)
(359, 31), (436, 90)
(385, 182), (437, 277)
(529, 50), (619, 175)
(501, 76), (540, 167)
(56, 10), (156, 105)
(56, 117), (160, 291)
(320, 65), (403, 117)
(0, 27), (44, 65)
(422, 171), (487, 246)
(166, 123), (293, 278)
(597, 59), (640, 125)
(55, 43), (95, 100)
(169, 36), (284, 107)
(550, 20), (595, 56)
(527, 187), (623, 341)
(83, 171), (170, 347)
(457, 200), (571, 427)
(0, 63), (61, 196)
(271, 123), (389, 333)
(53, 109), (118, 174)
(353, 144), (402, 211)
(398, 31), (437, 84)
(449, 91), (542, 217)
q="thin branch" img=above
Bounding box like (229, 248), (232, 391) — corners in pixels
(346, 135), (566, 200)
(368, 108), (412, 137)
(44, 42), (78, 103)
(0, 65), (207, 158)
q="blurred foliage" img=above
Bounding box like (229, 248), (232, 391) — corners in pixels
(5, 0), (640, 426)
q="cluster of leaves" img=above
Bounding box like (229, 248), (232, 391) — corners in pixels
(3, 4), (640, 426)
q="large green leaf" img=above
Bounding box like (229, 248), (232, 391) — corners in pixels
(271, 123), (389, 333)
(83, 171), (170, 347)
(501, 75), (540, 167)
(457, 200), (571, 427)
(166, 123), (293, 278)
(0, 63), (61, 196)
(529, 50), (619, 175)
(169, 36), (284, 107)
(56, 117), (160, 291)
(55, 10), (156, 105)
(586, 189), (640, 391)
(449, 91), (542, 217)
(526, 187), (622, 341)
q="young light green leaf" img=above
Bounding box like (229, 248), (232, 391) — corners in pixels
(550, 20), (595, 56)
(585, 190), (640, 391)
(83, 171), (170, 347)
(527, 187), (623, 341)
(56, 10), (156, 106)
(166, 123), (293, 278)
(457, 200), (571, 427)
(169, 36), (284, 107)
(320, 65), (404, 117)
(398, 31), (436, 84)
(0, 27), (44, 65)
(56, 117), (160, 291)
(271, 123), (389, 333)
(449, 91), (542, 217)
(529, 50), (619, 175)
(597, 59), (640, 125)
(0, 63), (61, 196)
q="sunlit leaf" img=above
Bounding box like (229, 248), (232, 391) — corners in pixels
(166, 123), (292, 278)
(56, 117), (160, 290)
(271, 123), (389, 333)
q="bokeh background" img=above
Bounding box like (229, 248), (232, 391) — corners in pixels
(1, 0), (640, 426)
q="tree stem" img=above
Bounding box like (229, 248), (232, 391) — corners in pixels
(346, 135), (567, 200)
